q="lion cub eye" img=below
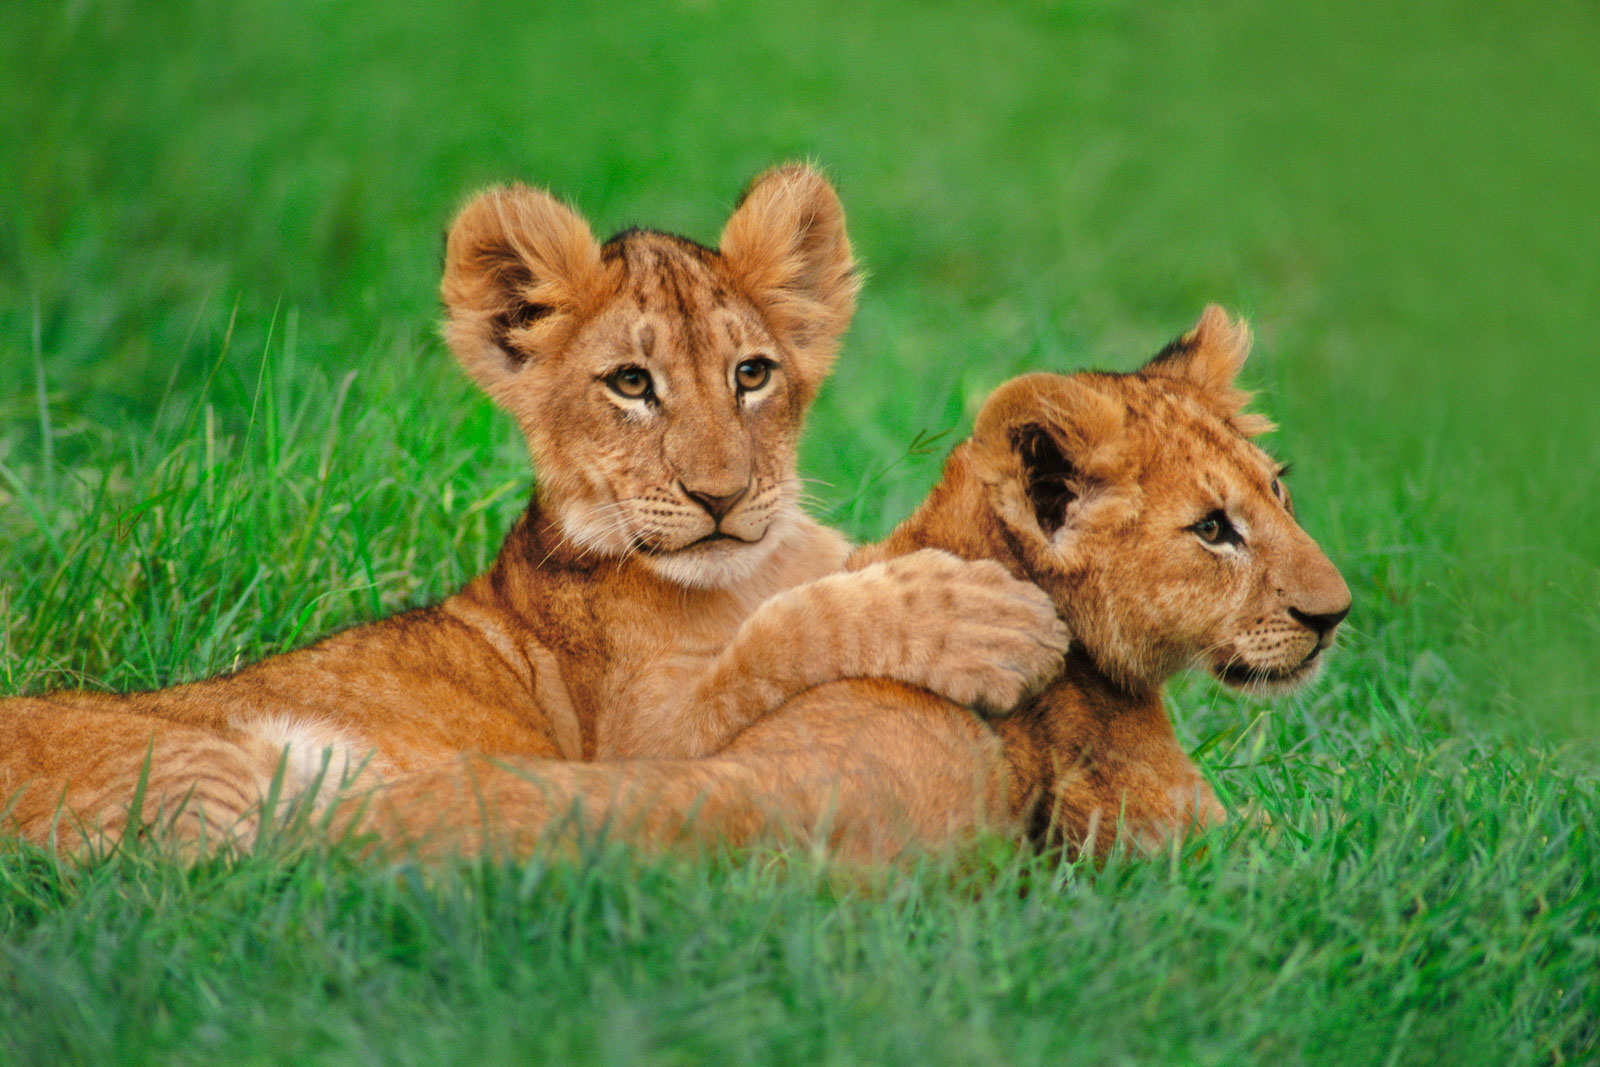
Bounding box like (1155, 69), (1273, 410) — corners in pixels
(1191, 510), (1240, 546)
(734, 357), (774, 393)
(605, 366), (655, 401)
(1271, 474), (1295, 515)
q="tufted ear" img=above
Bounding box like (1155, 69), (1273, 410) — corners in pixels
(971, 374), (1127, 545)
(1141, 305), (1274, 436)
(441, 184), (605, 397)
(718, 164), (859, 384)
(1140, 305), (1252, 394)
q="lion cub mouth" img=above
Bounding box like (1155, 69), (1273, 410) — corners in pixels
(691, 530), (763, 547)
(1214, 645), (1324, 691)
(639, 528), (767, 555)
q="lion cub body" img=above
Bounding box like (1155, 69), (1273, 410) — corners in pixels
(0, 168), (1067, 849)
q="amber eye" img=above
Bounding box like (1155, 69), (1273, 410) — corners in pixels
(735, 358), (773, 393)
(1191, 510), (1239, 546)
(606, 366), (654, 400)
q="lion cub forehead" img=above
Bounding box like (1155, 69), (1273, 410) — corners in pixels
(598, 231), (768, 354)
(603, 230), (735, 305)
(1113, 378), (1279, 483)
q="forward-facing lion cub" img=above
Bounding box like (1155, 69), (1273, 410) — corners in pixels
(359, 308), (1352, 858)
(0, 166), (1066, 849)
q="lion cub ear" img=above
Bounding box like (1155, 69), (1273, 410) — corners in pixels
(1141, 305), (1275, 436)
(441, 184), (604, 396)
(971, 374), (1126, 547)
(1140, 305), (1252, 394)
(718, 164), (859, 385)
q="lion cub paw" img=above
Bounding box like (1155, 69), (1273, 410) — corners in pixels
(862, 549), (1070, 716)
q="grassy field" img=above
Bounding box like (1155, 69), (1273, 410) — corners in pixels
(3, 0), (1598, 1063)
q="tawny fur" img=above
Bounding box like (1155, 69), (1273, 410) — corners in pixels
(353, 308), (1353, 860)
(0, 166), (1066, 851)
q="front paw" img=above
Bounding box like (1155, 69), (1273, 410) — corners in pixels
(866, 549), (1070, 716)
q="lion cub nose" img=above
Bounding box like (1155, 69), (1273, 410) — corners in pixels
(1288, 604), (1351, 641)
(683, 484), (748, 522)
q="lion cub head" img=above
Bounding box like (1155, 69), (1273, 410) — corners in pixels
(973, 307), (1351, 694)
(440, 165), (858, 588)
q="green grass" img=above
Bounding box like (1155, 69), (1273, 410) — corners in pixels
(2, 0), (1597, 1063)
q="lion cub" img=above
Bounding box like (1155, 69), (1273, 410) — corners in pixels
(0, 165), (1066, 850)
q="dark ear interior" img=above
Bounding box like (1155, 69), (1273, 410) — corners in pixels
(461, 244), (556, 366)
(491, 286), (555, 364)
(1011, 424), (1077, 537)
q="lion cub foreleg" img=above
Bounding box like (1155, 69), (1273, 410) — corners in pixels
(1038, 699), (1227, 857)
(627, 549), (1069, 758)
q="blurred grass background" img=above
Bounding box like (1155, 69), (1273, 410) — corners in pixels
(1, 1), (1597, 1063)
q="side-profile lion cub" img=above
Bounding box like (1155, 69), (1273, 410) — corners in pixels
(359, 308), (1353, 859)
(0, 165), (1066, 849)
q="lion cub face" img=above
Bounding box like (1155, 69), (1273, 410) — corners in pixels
(977, 307), (1352, 694)
(440, 166), (858, 588)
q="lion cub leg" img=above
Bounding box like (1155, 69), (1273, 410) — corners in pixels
(1, 703), (288, 852)
(1049, 703), (1225, 857)
(636, 548), (1070, 758)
